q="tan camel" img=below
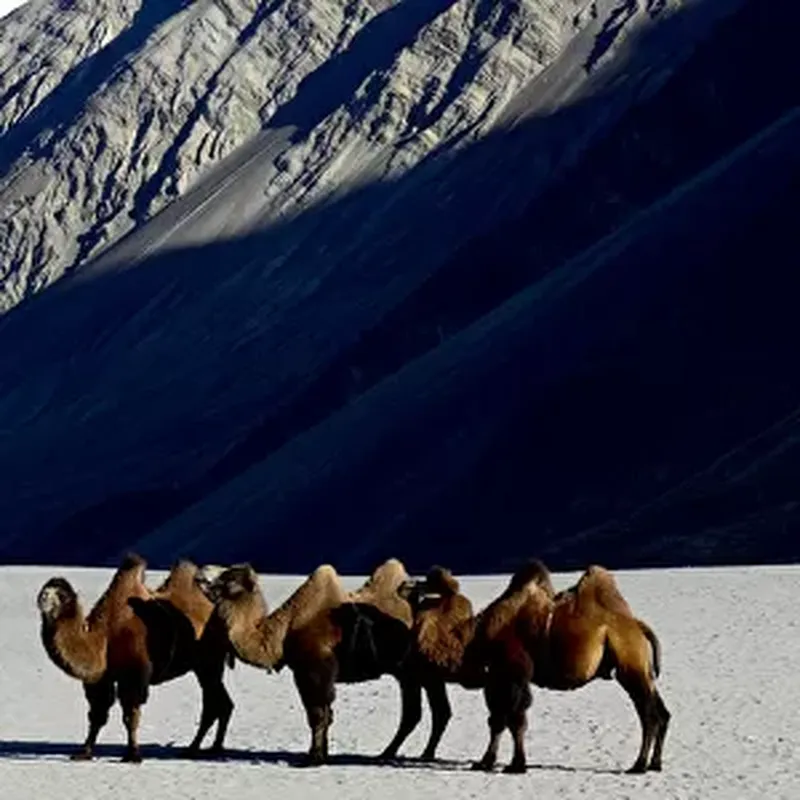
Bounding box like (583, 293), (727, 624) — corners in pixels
(407, 561), (669, 774)
(205, 558), (419, 764)
(36, 554), (233, 762)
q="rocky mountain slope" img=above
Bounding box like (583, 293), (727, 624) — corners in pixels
(1, 0), (592, 309)
(1, 0), (798, 571)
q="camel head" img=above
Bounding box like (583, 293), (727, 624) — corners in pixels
(398, 565), (460, 611)
(194, 564), (228, 600)
(37, 577), (79, 623)
(203, 564), (260, 605)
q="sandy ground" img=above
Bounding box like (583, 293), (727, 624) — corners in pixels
(1, 565), (798, 798)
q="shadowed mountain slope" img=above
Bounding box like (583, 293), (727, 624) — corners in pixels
(1, 0), (799, 571)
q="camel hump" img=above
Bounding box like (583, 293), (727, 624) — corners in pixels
(311, 564), (339, 583)
(356, 558), (410, 593)
(350, 558), (414, 626)
(506, 559), (555, 598)
(575, 565), (633, 617)
(279, 564), (348, 631)
(425, 566), (460, 596)
(157, 560), (199, 592)
(120, 552), (147, 571)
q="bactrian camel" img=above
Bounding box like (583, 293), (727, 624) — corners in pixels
(36, 554), (233, 762)
(205, 558), (420, 765)
(404, 560), (670, 774)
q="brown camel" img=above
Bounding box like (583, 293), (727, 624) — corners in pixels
(205, 558), (419, 765)
(380, 562), (556, 761)
(127, 561), (237, 757)
(36, 554), (233, 762)
(407, 561), (669, 774)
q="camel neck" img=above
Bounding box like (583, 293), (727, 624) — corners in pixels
(42, 611), (107, 683)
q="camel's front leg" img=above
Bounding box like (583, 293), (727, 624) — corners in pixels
(72, 676), (115, 761)
(379, 677), (422, 760)
(118, 666), (151, 763)
(420, 679), (452, 761)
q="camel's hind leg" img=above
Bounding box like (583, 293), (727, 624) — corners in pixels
(472, 708), (506, 772)
(378, 677), (422, 760)
(617, 669), (660, 774)
(420, 679), (452, 761)
(117, 665), (151, 763)
(72, 675), (116, 760)
(648, 690), (671, 771)
(473, 672), (532, 773)
(294, 659), (336, 766)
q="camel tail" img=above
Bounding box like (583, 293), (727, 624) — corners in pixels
(638, 619), (661, 678)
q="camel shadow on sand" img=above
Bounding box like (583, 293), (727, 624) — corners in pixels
(0, 740), (625, 774)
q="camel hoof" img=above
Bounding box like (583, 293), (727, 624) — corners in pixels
(626, 761), (647, 774)
(503, 762), (527, 775)
(648, 761), (663, 772)
(299, 753), (325, 768)
(121, 750), (142, 764)
(471, 760), (494, 772)
(70, 749), (93, 762)
(420, 750), (437, 763)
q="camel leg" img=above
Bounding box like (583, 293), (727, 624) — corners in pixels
(118, 667), (151, 764)
(472, 710), (505, 772)
(420, 679), (452, 762)
(378, 678), (422, 761)
(648, 690), (671, 771)
(618, 671), (658, 774)
(186, 676), (234, 757)
(209, 684), (234, 755)
(186, 653), (234, 757)
(322, 706), (334, 761)
(72, 676), (115, 760)
(472, 672), (511, 772)
(503, 684), (532, 774)
(294, 663), (335, 766)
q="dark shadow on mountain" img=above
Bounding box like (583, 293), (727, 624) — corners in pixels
(0, 0), (192, 179)
(268, 0), (459, 138)
(1, 0), (800, 571)
(26, 0), (756, 563)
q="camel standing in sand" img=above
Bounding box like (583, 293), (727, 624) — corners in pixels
(205, 558), (419, 765)
(36, 555), (233, 762)
(403, 561), (670, 774)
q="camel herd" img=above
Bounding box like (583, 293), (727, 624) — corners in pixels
(36, 554), (670, 774)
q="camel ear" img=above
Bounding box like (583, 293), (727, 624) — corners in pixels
(240, 565), (258, 593)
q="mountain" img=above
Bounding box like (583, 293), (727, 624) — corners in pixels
(1, 0), (799, 572)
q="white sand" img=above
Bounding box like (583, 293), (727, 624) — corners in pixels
(1, 565), (798, 798)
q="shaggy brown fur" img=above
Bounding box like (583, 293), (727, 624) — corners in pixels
(377, 565), (480, 761)
(380, 563), (552, 761)
(208, 559), (417, 765)
(37, 555), (233, 762)
(471, 562), (670, 775)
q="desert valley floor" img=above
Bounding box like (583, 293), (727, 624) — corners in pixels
(0, 565), (798, 799)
